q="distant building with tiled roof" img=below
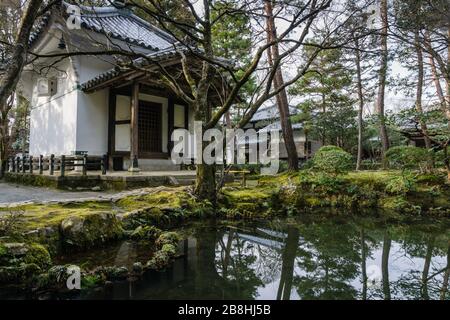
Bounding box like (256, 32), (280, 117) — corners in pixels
(239, 104), (321, 160)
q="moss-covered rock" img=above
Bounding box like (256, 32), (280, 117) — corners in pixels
(0, 242), (52, 284)
(130, 225), (162, 241)
(145, 231), (181, 270)
(155, 231), (181, 247)
(23, 226), (61, 255)
(119, 207), (170, 229)
(219, 171), (450, 218)
(93, 266), (129, 281)
(60, 212), (124, 249)
(145, 250), (171, 270)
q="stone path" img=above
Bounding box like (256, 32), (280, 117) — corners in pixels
(0, 181), (115, 206)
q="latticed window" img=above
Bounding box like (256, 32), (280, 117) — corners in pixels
(138, 101), (162, 153)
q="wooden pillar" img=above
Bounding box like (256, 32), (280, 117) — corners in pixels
(82, 154), (87, 176)
(50, 154), (55, 175)
(129, 82), (140, 172)
(39, 155), (43, 174)
(29, 156), (33, 174)
(168, 96), (174, 153)
(22, 155), (26, 173)
(101, 154), (107, 175)
(108, 88), (116, 171)
(60, 155), (66, 177)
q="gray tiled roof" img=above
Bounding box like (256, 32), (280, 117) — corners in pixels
(250, 104), (300, 123)
(236, 121), (303, 145)
(258, 121), (303, 132)
(78, 3), (174, 50)
(29, 12), (52, 47)
(81, 46), (183, 91)
(30, 2), (176, 51)
(81, 45), (235, 92)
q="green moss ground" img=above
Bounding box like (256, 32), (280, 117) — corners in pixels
(1, 170), (450, 289)
(2, 171), (449, 239)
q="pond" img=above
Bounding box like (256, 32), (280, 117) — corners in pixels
(3, 216), (450, 300)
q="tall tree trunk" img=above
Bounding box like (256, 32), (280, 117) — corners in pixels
(376, 0), (390, 167)
(225, 112), (232, 128)
(444, 145), (450, 181)
(381, 232), (391, 300)
(0, 0), (43, 178)
(425, 31), (449, 123)
(447, 27), (450, 115)
(414, 30), (433, 170)
(0, 114), (9, 177)
(414, 30), (432, 151)
(194, 99), (217, 202)
(355, 38), (364, 170)
(425, 31), (450, 180)
(265, 0), (298, 171)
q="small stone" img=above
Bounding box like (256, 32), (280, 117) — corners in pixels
(24, 230), (40, 237)
(168, 176), (179, 186)
(3, 243), (29, 256)
(104, 280), (113, 287)
(132, 262), (143, 274)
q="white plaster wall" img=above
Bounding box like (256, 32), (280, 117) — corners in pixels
(25, 26), (155, 158)
(76, 55), (116, 84)
(115, 95), (131, 152)
(28, 59), (78, 156)
(75, 89), (109, 155)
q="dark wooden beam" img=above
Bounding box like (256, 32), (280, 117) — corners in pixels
(130, 82), (139, 169)
(108, 88), (116, 170)
(168, 95), (175, 153)
(184, 104), (189, 130)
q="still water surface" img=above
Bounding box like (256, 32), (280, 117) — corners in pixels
(72, 217), (450, 300)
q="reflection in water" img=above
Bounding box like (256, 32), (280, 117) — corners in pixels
(77, 218), (450, 300)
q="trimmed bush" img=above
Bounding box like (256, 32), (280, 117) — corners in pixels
(385, 146), (429, 171)
(312, 146), (353, 175)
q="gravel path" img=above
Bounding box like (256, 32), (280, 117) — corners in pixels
(0, 181), (115, 205)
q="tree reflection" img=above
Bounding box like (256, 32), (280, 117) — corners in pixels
(421, 236), (435, 300)
(82, 219), (449, 300)
(188, 219), (450, 300)
(361, 228), (368, 300)
(293, 221), (361, 300)
(381, 231), (391, 300)
(378, 226), (448, 300)
(277, 226), (299, 300)
(441, 241), (450, 300)
(213, 227), (264, 299)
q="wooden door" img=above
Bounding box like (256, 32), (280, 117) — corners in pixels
(138, 101), (162, 156)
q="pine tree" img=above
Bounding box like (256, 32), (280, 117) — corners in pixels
(290, 46), (356, 151)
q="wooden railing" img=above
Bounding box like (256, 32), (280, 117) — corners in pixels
(8, 154), (108, 177)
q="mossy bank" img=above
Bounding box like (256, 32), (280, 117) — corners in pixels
(1, 171), (449, 291)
